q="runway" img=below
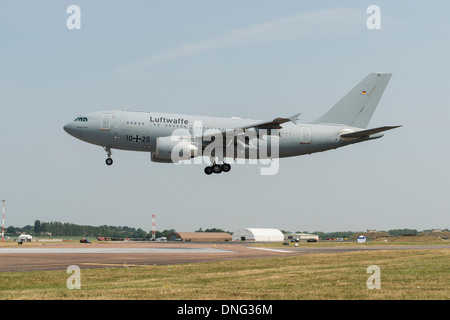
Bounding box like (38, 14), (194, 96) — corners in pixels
(0, 242), (449, 272)
(0, 247), (236, 254)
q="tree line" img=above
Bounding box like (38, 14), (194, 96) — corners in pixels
(5, 221), (448, 239)
(6, 220), (176, 239)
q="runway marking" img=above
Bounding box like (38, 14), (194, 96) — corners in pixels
(246, 247), (293, 253)
(0, 263), (75, 270)
(78, 263), (155, 268)
(0, 247), (236, 254)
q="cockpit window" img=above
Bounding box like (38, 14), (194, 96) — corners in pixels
(74, 117), (88, 122)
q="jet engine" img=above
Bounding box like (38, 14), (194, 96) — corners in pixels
(151, 136), (200, 163)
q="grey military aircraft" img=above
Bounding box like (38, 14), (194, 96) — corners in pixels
(64, 73), (400, 175)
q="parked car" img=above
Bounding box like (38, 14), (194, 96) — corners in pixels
(307, 238), (318, 242)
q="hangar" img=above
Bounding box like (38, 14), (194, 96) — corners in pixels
(167, 232), (232, 242)
(232, 228), (284, 242)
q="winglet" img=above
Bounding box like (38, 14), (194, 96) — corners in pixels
(242, 113), (302, 129)
(271, 113), (301, 125)
(287, 113), (301, 124)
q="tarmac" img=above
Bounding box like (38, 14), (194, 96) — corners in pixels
(0, 241), (449, 272)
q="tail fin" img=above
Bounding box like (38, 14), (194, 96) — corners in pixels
(311, 73), (392, 128)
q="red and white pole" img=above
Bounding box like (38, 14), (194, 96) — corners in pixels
(152, 214), (156, 241)
(1, 200), (5, 243)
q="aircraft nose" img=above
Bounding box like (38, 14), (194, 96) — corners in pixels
(63, 122), (74, 135)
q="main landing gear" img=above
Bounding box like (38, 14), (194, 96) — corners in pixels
(104, 147), (113, 166)
(204, 163), (231, 175)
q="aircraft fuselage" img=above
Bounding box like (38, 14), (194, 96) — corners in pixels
(64, 110), (375, 158)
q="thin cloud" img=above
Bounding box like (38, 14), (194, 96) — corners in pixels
(119, 8), (365, 72)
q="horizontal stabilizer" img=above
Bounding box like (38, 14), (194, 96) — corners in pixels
(341, 125), (402, 138)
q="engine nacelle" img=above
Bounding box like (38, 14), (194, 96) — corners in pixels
(151, 136), (199, 163)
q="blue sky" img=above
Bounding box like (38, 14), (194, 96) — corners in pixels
(1, 1), (449, 233)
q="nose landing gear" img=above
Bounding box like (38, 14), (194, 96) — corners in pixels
(104, 147), (113, 166)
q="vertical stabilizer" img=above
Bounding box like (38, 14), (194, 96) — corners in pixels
(311, 73), (392, 128)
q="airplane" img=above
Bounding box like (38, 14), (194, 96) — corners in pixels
(63, 72), (401, 175)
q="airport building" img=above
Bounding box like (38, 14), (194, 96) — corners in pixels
(167, 232), (232, 242)
(232, 228), (284, 242)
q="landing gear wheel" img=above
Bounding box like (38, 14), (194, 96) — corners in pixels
(204, 166), (213, 175)
(222, 163), (231, 172)
(212, 164), (222, 174)
(103, 147), (113, 166)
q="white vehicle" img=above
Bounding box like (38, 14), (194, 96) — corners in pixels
(17, 234), (33, 242)
(357, 235), (367, 243)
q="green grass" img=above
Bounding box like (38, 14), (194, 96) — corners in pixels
(0, 248), (448, 300)
(252, 237), (450, 248)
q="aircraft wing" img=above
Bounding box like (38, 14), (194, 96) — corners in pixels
(196, 113), (301, 147)
(340, 125), (402, 138)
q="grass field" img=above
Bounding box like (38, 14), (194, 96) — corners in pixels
(255, 236), (450, 247)
(0, 247), (448, 300)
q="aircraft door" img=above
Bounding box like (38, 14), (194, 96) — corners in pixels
(100, 114), (113, 131)
(300, 127), (310, 144)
